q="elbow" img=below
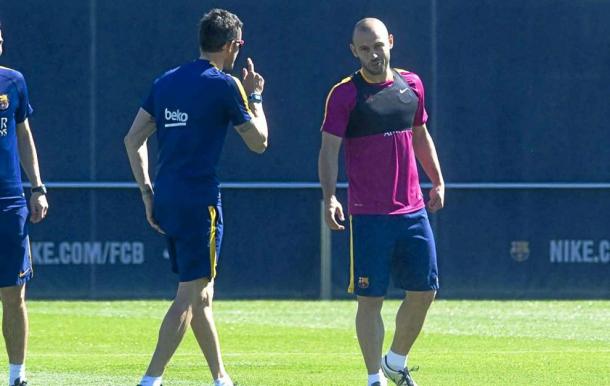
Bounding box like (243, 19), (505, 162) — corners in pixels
(250, 140), (267, 154)
(124, 134), (136, 151)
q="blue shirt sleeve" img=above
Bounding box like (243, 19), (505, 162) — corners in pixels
(15, 74), (34, 123)
(224, 76), (252, 126)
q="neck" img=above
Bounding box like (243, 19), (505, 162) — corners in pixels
(360, 67), (393, 83)
(200, 51), (224, 70)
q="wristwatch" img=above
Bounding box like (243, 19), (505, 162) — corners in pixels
(31, 184), (47, 195)
(248, 93), (263, 103)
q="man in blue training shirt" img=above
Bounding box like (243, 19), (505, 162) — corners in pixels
(0, 25), (49, 386)
(124, 9), (268, 386)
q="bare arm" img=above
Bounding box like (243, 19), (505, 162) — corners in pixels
(124, 108), (156, 192)
(17, 119), (48, 222)
(17, 119), (42, 187)
(235, 101), (268, 154)
(234, 57), (268, 153)
(318, 132), (345, 230)
(412, 123), (445, 212)
(124, 108), (164, 233)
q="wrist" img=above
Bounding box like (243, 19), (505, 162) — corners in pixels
(31, 184), (47, 195)
(324, 194), (337, 203)
(248, 92), (262, 103)
(141, 186), (153, 195)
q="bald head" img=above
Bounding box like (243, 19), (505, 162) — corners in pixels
(350, 17), (393, 80)
(352, 18), (389, 43)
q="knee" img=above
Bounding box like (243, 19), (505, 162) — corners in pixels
(406, 290), (436, 307)
(0, 289), (26, 310)
(192, 285), (214, 309)
(357, 296), (384, 313)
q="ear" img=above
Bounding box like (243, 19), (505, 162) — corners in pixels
(388, 34), (394, 49)
(222, 41), (234, 55)
(350, 43), (358, 58)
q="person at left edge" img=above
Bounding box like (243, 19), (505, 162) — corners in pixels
(124, 8), (268, 386)
(0, 24), (49, 386)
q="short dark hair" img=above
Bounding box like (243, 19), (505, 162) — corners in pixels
(199, 9), (243, 53)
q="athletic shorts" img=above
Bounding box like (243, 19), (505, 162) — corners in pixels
(163, 205), (223, 283)
(348, 208), (439, 296)
(0, 196), (32, 288)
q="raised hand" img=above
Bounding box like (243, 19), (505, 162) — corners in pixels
(242, 57), (264, 95)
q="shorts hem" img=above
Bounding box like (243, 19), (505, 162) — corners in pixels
(0, 274), (32, 289)
(177, 273), (213, 283)
(398, 284), (439, 292)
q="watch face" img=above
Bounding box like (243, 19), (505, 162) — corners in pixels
(248, 93), (262, 103)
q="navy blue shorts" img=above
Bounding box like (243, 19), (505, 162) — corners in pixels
(348, 208), (439, 296)
(163, 205), (223, 283)
(0, 196), (32, 288)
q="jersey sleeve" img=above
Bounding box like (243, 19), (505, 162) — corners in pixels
(224, 76), (252, 126)
(320, 79), (356, 138)
(400, 71), (428, 126)
(15, 73), (34, 123)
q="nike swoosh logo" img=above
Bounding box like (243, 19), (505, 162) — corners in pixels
(399, 88), (409, 93)
(18, 269), (30, 278)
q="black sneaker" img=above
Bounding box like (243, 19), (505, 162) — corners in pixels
(381, 355), (418, 386)
(12, 379), (27, 386)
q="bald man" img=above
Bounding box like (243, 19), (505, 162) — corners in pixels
(318, 18), (445, 386)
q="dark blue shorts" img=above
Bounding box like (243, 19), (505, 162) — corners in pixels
(163, 205), (223, 283)
(0, 196), (32, 288)
(348, 208), (439, 296)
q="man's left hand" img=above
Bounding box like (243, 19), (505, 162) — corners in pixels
(29, 192), (49, 223)
(427, 184), (445, 213)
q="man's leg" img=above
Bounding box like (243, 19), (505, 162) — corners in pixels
(356, 296), (385, 375)
(189, 280), (228, 382)
(1, 285), (28, 384)
(389, 290), (436, 357)
(144, 278), (210, 377)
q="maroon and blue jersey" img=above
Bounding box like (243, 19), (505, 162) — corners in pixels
(0, 66), (34, 198)
(321, 69), (428, 215)
(142, 59), (251, 236)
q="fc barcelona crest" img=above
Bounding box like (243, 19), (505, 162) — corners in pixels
(510, 241), (530, 262)
(0, 95), (9, 110)
(358, 276), (369, 289)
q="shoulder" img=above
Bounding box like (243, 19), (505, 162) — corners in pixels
(223, 73), (243, 89)
(325, 74), (357, 105)
(0, 66), (24, 79)
(0, 66), (26, 87)
(152, 64), (182, 86)
(328, 74), (356, 95)
(395, 68), (425, 90)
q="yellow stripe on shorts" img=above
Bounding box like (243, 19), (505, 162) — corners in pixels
(348, 215), (355, 293)
(208, 206), (217, 279)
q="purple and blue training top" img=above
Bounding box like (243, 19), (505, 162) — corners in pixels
(321, 69), (428, 215)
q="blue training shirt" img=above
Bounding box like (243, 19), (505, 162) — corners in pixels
(0, 66), (34, 198)
(142, 59), (251, 211)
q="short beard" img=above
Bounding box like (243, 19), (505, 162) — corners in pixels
(363, 60), (385, 75)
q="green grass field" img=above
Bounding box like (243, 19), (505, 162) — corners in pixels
(0, 300), (608, 385)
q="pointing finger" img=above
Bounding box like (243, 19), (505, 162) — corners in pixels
(247, 57), (254, 73)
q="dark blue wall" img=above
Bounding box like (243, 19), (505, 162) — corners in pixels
(1, 1), (608, 299)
